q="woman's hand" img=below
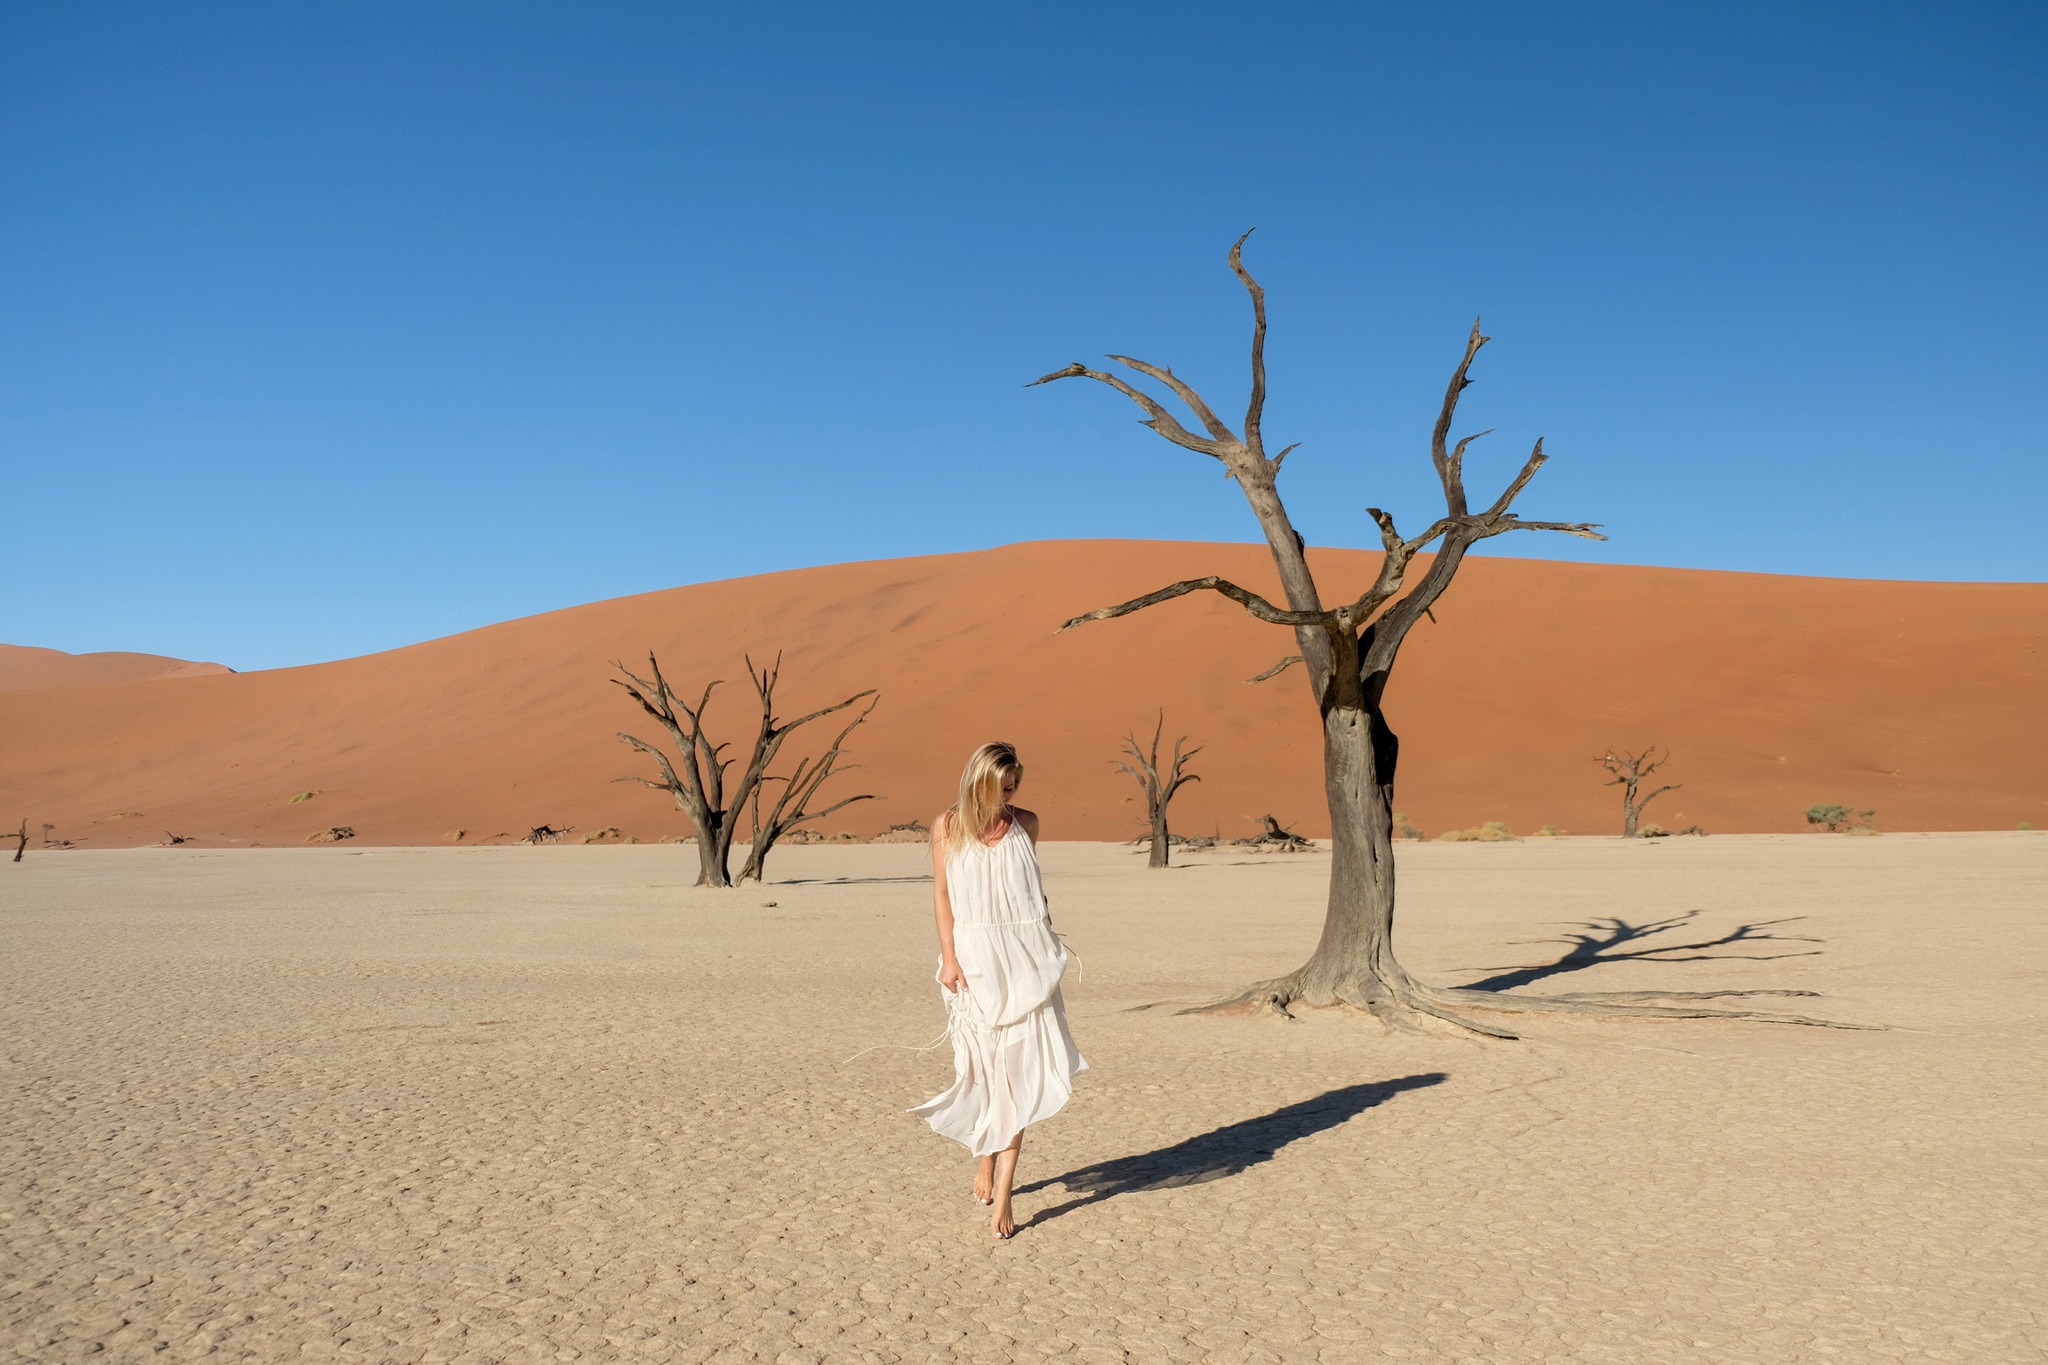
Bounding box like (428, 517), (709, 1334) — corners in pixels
(939, 957), (967, 994)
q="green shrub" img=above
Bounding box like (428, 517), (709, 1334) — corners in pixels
(1805, 803), (1875, 833)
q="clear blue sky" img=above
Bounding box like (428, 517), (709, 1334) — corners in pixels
(3, 2), (2042, 671)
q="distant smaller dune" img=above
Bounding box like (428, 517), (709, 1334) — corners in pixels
(0, 644), (233, 691)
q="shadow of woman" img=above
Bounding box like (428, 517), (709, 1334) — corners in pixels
(1015, 1072), (1448, 1229)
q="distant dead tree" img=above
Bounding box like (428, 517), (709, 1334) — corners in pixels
(1035, 233), (1848, 1035)
(11, 819), (25, 863)
(614, 651), (876, 889)
(737, 695), (879, 884)
(520, 825), (570, 844)
(1117, 712), (1202, 868)
(1599, 747), (1681, 838)
(1241, 814), (1314, 852)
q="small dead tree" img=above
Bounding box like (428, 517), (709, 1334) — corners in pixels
(1242, 814), (1314, 852)
(11, 819), (25, 863)
(738, 695), (879, 884)
(1035, 233), (1851, 1036)
(1116, 711), (1202, 868)
(1599, 747), (1680, 838)
(614, 651), (876, 889)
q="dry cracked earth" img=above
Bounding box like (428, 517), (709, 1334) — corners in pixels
(3, 834), (2043, 1363)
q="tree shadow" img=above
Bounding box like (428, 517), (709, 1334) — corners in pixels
(770, 874), (933, 885)
(1457, 909), (1823, 994)
(1015, 1073), (1447, 1228)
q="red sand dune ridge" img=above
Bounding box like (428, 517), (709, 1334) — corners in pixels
(1, 540), (2041, 848)
(0, 645), (231, 691)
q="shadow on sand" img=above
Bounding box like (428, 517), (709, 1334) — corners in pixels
(1457, 908), (1822, 994)
(770, 874), (934, 886)
(1016, 1073), (1447, 1228)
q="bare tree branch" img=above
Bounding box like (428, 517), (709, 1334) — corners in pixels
(1228, 228), (1268, 456)
(1108, 355), (1237, 444)
(1057, 575), (1324, 633)
(1027, 363), (1229, 458)
(1445, 428), (1493, 491)
(1481, 439), (1547, 518)
(1430, 321), (1488, 516)
(1247, 655), (1303, 684)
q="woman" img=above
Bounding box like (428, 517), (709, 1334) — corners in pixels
(910, 741), (1086, 1239)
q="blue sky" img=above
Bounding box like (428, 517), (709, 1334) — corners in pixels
(3, 1), (2043, 670)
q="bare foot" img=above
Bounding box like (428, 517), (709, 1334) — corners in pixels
(973, 1156), (995, 1205)
(990, 1137), (1021, 1238)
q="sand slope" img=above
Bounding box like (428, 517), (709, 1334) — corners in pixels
(0, 644), (231, 691)
(0, 540), (2041, 846)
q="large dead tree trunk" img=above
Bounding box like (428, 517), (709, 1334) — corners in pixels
(1599, 747), (1679, 837)
(1033, 233), (1856, 1037)
(737, 695), (879, 884)
(613, 652), (876, 889)
(1117, 711), (1201, 868)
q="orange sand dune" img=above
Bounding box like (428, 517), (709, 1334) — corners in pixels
(0, 540), (2041, 848)
(0, 644), (231, 691)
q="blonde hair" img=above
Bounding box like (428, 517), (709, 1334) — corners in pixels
(944, 742), (1023, 851)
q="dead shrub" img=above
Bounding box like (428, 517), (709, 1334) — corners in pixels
(1436, 820), (1517, 843)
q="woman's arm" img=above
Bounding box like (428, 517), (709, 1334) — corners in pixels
(1014, 807), (1051, 925)
(931, 813), (965, 993)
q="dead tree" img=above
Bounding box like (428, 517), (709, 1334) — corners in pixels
(614, 651), (876, 889)
(1117, 712), (1201, 868)
(1599, 747), (1681, 837)
(11, 819), (25, 863)
(1242, 814), (1314, 852)
(1034, 233), (1851, 1036)
(737, 695), (879, 884)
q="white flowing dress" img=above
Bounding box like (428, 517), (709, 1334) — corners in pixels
(909, 821), (1086, 1155)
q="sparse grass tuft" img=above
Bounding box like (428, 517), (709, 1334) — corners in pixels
(1392, 812), (1427, 841)
(289, 790), (318, 804)
(2022, 822), (2035, 831)
(1437, 820), (1517, 843)
(1537, 824), (1563, 837)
